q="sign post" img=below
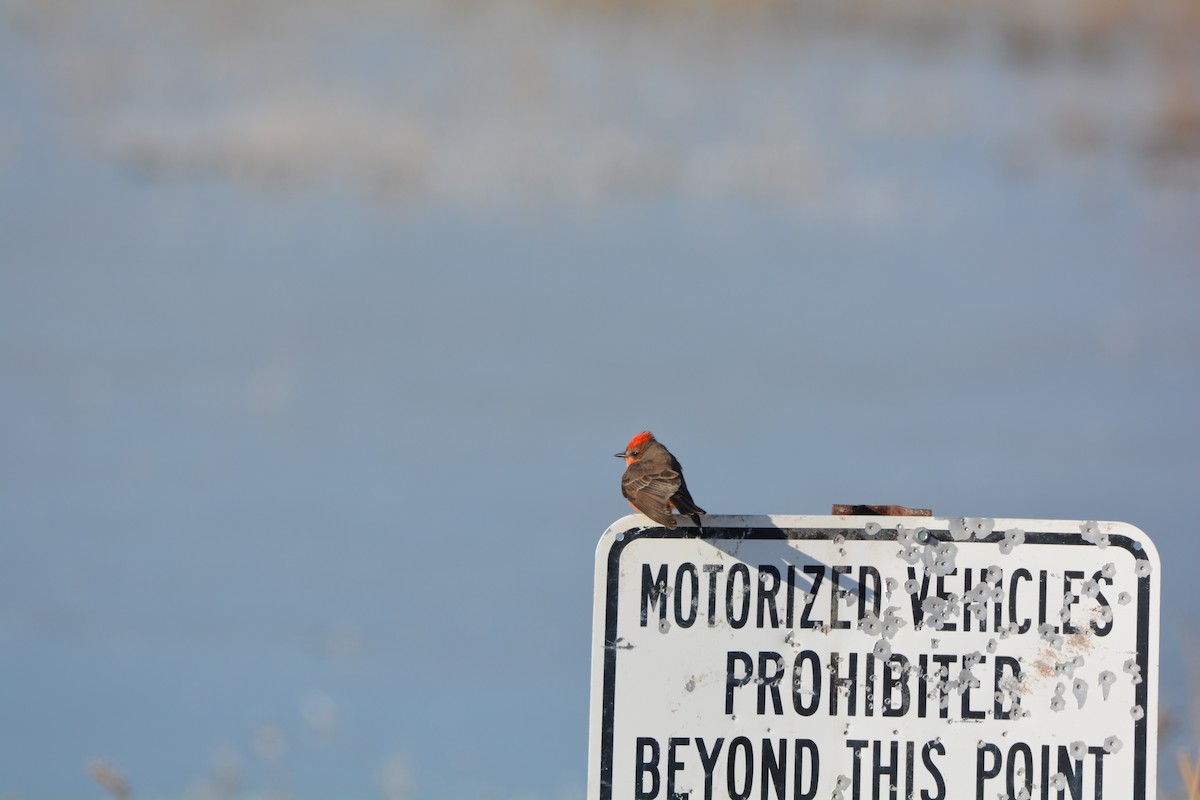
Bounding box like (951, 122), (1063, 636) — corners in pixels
(587, 515), (1159, 800)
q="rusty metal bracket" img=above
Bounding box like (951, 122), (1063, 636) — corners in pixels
(832, 504), (932, 516)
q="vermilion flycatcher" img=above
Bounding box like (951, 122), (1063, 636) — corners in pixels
(614, 431), (706, 529)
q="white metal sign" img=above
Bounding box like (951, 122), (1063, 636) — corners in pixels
(588, 515), (1159, 800)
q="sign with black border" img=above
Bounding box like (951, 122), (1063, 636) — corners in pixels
(587, 515), (1159, 800)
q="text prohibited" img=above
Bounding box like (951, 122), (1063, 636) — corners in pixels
(587, 516), (1159, 800)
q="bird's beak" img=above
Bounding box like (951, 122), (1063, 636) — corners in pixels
(613, 452), (627, 459)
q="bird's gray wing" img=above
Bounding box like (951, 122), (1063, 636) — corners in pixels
(622, 467), (680, 528)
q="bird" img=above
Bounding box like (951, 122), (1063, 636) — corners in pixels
(614, 431), (706, 529)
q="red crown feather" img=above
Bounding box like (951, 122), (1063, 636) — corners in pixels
(626, 431), (656, 450)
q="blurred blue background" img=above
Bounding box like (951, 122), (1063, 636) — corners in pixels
(1, 0), (1198, 797)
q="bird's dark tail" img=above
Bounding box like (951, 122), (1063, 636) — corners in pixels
(671, 486), (706, 529)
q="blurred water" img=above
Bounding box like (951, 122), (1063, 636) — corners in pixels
(1, 1), (1198, 798)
